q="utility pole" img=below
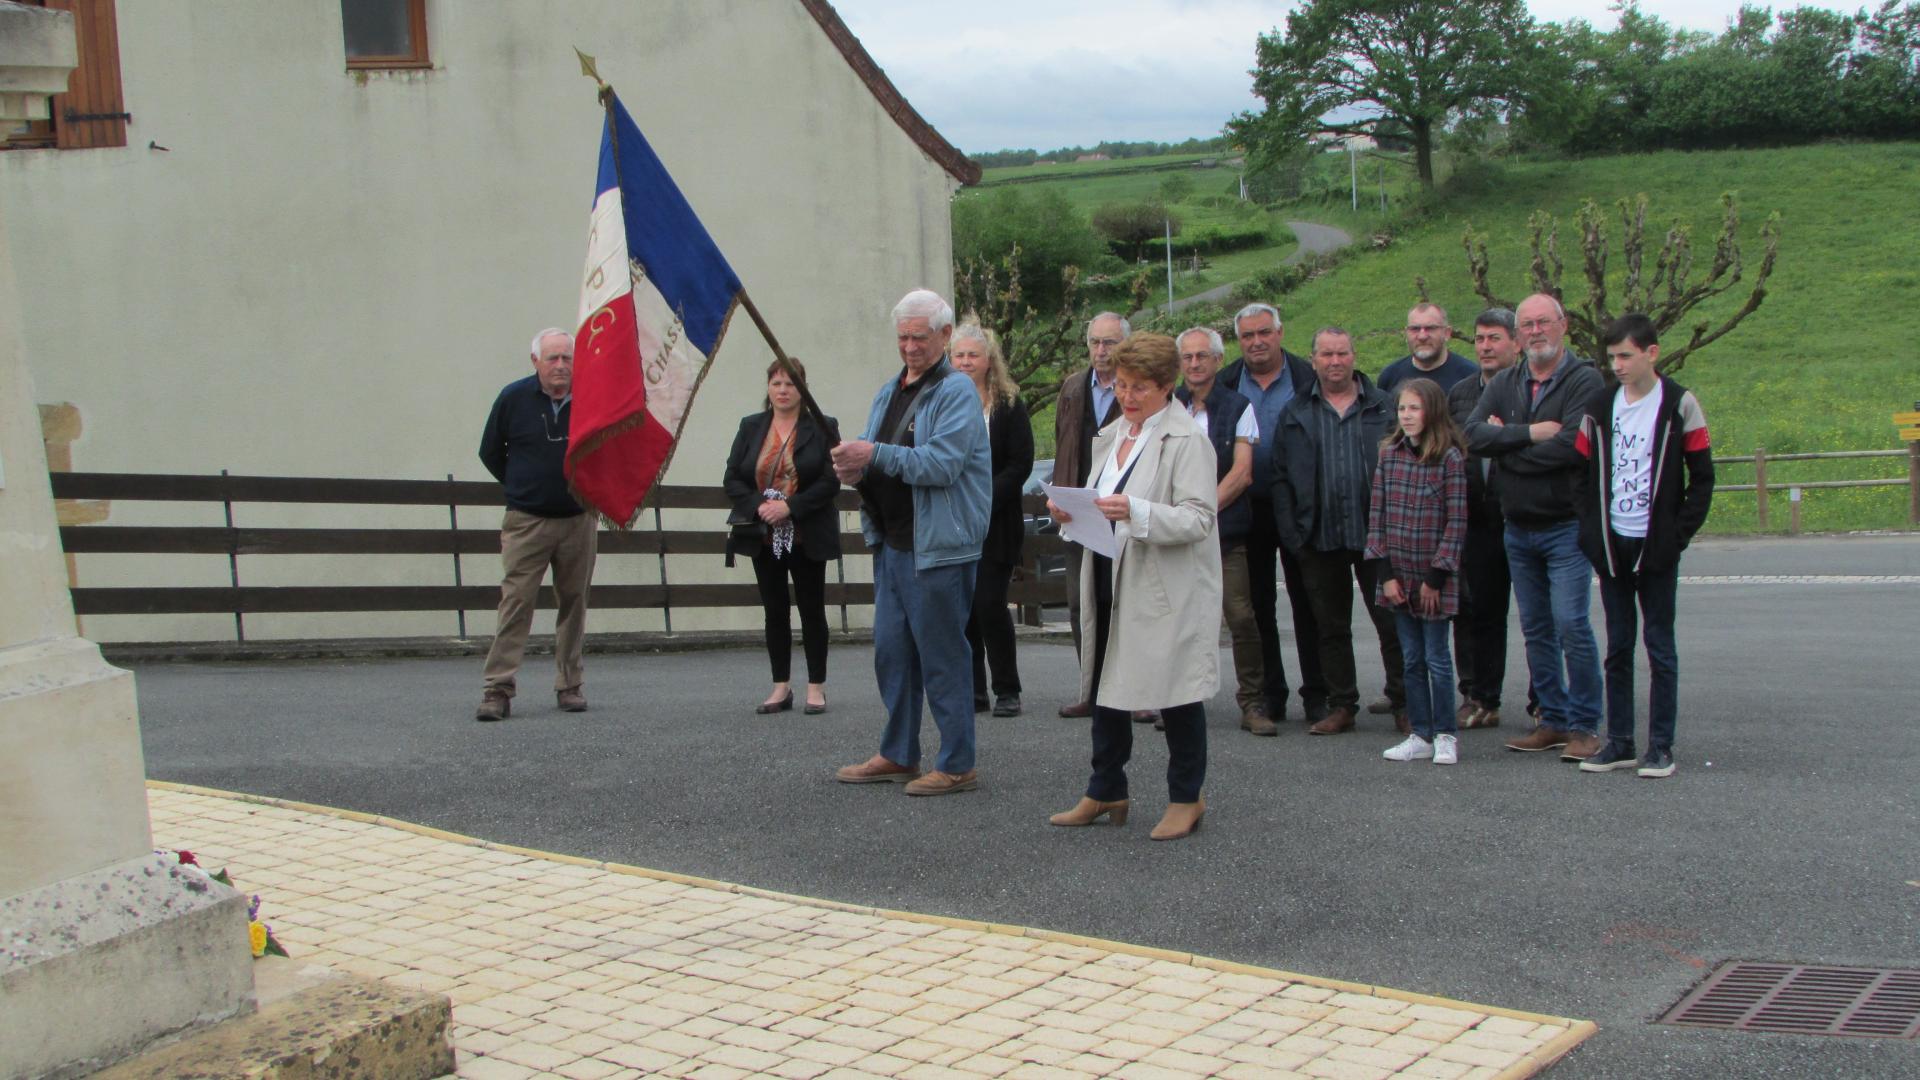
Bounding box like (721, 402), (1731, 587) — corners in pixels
(1348, 138), (1358, 212)
(1164, 216), (1175, 312)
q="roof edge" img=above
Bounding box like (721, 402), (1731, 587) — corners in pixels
(797, 0), (981, 186)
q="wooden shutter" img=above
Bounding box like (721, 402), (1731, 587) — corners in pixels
(39, 0), (128, 150)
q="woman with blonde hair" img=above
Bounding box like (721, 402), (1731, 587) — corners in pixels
(1045, 332), (1220, 840)
(949, 320), (1034, 717)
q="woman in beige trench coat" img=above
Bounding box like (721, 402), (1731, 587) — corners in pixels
(1045, 333), (1222, 840)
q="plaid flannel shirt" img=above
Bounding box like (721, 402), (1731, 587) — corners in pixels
(1363, 439), (1468, 619)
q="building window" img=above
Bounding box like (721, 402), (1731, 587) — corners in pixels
(1, 0), (128, 151)
(342, 0), (429, 69)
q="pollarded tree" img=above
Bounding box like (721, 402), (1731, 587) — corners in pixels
(1229, 0), (1533, 188)
(1456, 193), (1780, 376)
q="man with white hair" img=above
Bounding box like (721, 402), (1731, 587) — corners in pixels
(830, 289), (992, 795)
(1465, 293), (1606, 762)
(474, 328), (598, 721)
(1052, 311), (1129, 718)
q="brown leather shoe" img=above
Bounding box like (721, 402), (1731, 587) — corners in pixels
(1463, 703), (1501, 729)
(475, 689), (511, 722)
(1393, 708), (1411, 736)
(1058, 700), (1093, 718)
(1049, 797), (1129, 826)
(1308, 706), (1356, 735)
(1560, 731), (1605, 762)
(1151, 799), (1206, 841)
(1131, 710), (1158, 724)
(556, 688), (588, 713)
(904, 769), (978, 796)
(1240, 706), (1278, 737)
(1456, 701), (1481, 726)
(1505, 725), (1568, 752)
(835, 755), (920, 784)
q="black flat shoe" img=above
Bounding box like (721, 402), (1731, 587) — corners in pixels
(755, 694), (794, 714)
(803, 700), (828, 715)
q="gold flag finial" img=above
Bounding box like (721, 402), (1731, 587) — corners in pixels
(575, 48), (605, 88)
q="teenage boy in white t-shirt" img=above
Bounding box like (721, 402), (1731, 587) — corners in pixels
(1571, 314), (1716, 778)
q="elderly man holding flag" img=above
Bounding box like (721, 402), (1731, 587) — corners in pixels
(830, 290), (993, 796)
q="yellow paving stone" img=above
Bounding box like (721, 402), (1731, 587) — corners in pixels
(1402, 1019), (1471, 1043)
(1325, 1024), (1386, 1047)
(673, 1016), (738, 1040)
(879, 1038), (949, 1063)
(1429, 1041), (1523, 1069)
(638, 1029), (719, 1059)
(1404, 1003), (1487, 1026)
(456, 1027), (517, 1055)
(1001, 1064), (1095, 1080)
(786, 1038), (870, 1067)
(767, 1059), (834, 1080)
(489, 1039), (583, 1071)
(1280, 984), (1337, 1003)
(1455, 1028), (1550, 1055)
(598, 1042), (686, 1072)
(715, 1024), (800, 1053)
(1300, 1058), (1395, 1080)
(1376, 1031), (1443, 1056)
(459, 1054), (540, 1079)
(874, 1015), (934, 1039)
(555, 1056), (629, 1080)
(1028, 1009), (1109, 1035)
(1019, 1027), (1103, 1054)
(1329, 1042), (1421, 1071)
(1399, 1059), (1473, 1079)
(1330, 991), (1410, 1014)
(555, 1031), (619, 1057)
(682, 1063), (751, 1080)
(1473, 1015), (1540, 1038)
(819, 1023), (911, 1053)
(1276, 1032), (1337, 1057)
(947, 1052), (1022, 1076)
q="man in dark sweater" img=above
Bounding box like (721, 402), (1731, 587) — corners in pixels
(1447, 308), (1522, 728)
(475, 328), (598, 721)
(1376, 302), (1477, 397)
(1464, 294), (1606, 762)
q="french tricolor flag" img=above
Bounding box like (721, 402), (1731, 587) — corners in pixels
(567, 92), (743, 527)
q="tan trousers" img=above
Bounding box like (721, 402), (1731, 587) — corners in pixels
(1220, 543), (1265, 712)
(482, 509), (597, 695)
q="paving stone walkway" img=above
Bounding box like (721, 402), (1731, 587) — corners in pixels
(149, 783), (1594, 1080)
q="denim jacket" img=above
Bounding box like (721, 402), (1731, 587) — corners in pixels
(859, 359), (992, 570)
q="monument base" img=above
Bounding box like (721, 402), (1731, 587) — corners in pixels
(90, 958), (456, 1080)
(0, 851), (256, 1079)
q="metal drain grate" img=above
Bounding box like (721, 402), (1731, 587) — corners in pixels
(1660, 962), (1920, 1038)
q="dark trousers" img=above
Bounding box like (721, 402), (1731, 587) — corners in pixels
(1063, 545), (1086, 676)
(1598, 534), (1680, 752)
(1083, 551), (1206, 803)
(1294, 545), (1404, 712)
(750, 549), (829, 684)
(1246, 498), (1325, 711)
(1456, 521), (1512, 708)
(966, 557), (1021, 698)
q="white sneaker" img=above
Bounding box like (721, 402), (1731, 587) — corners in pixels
(1433, 733), (1459, 765)
(1383, 734), (1433, 761)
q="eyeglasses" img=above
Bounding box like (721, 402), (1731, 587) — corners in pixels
(541, 408), (569, 443)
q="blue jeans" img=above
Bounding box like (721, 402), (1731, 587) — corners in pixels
(1504, 520), (1602, 734)
(1394, 611), (1456, 740)
(873, 546), (978, 774)
(1598, 534), (1680, 753)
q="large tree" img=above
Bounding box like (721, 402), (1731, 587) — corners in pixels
(1230, 0), (1533, 188)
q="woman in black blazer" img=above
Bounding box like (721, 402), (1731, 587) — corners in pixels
(723, 358), (841, 714)
(950, 323), (1035, 716)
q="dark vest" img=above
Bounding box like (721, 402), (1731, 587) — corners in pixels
(1176, 383), (1252, 546)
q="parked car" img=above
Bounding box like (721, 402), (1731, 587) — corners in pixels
(1021, 458), (1067, 585)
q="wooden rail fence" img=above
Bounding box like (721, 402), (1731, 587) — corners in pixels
(49, 472), (1071, 641)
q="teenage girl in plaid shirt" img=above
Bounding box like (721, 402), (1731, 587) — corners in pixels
(1365, 378), (1470, 764)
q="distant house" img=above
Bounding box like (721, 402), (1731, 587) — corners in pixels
(0, 0), (977, 643)
(1075, 153), (1110, 163)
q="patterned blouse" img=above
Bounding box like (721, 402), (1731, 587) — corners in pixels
(1363, 438), (1467, 619)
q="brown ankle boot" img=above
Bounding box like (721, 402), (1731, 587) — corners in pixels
(1150, 799), (1206, 841)
(1048, 797), (1129, 827)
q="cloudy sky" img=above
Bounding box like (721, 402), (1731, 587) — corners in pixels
(828, 0), (1765, 153)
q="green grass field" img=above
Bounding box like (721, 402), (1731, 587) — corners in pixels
(978, 152), (1216, 184)
(1256, 141), (1920, 535)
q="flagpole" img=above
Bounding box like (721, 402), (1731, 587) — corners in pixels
(579, 50), (839, 448)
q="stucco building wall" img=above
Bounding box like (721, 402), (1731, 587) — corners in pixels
(1, 0), (962, 642)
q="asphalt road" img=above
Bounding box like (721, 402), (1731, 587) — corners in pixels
(1147, 219), (1355, 318)
(132, 534), (1920, 1077)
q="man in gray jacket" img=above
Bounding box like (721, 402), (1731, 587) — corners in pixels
(1464, 293), (1606, 762)
(830, 289), (992, 796)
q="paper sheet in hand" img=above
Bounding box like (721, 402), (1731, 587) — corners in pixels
(1042, 483), (1118, 558)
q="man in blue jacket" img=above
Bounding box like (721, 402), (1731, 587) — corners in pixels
(831, 290), (992, 796)
(475, 328), (598, 721)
